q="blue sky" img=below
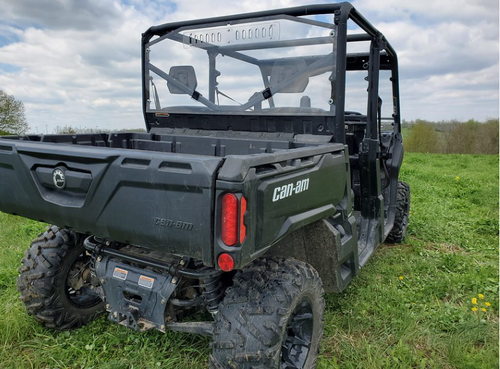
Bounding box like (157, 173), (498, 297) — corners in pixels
(0, 0), (498, 134)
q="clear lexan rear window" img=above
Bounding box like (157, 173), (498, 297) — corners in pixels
(145, 15), (337, 116)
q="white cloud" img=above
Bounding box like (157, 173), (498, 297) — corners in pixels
(353, 0), (499, 24)
(403, 64), (499, 121)
(0, 0), (125, 31)
(0, 0), (497, 134)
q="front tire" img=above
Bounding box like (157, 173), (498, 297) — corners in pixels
(210, 257), (325, 369)
(17, 226), (104, 330)
(386, 181), (411, 243)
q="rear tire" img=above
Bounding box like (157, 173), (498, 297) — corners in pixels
(17, 225), (104, 330)
(210, 257), (324, 369)
(386, 181), (410, 243)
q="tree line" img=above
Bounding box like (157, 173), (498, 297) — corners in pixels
(403, 119), (499, 155)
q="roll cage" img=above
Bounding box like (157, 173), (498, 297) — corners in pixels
(141, 2), (401, 145)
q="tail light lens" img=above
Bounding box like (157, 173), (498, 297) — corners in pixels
(221, 193), (238, 246)
(221, 193), (246, 246)
(218, 253), (235, 272)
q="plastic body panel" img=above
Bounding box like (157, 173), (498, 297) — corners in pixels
(0, 139), (222, 265)
(213, 143), (350, 268)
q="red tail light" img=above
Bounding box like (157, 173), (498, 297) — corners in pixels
(218, 253), (235, 272)
(221, 193), (238, 246)
(221, 193), (247, 246)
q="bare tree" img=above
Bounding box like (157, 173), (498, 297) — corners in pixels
(0, 90), (29, 135)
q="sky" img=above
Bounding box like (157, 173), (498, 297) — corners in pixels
(0, 0), (498, 134)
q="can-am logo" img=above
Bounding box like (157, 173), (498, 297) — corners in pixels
(272, 178), (310, 202)
(52, 168), (66, 189)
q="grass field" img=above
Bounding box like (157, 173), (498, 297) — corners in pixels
(0, 153), (498, 368)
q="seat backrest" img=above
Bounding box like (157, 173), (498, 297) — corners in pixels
(167, 66), (197, 94)
(269, 58), (309, 93)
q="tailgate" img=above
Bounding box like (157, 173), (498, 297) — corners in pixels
(0, 141), (222, 264)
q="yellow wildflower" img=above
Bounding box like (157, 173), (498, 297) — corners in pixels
(471, 307), (478, 312)
(472, 297), (477, 305)
(485, 302), (491, 307)
(398, 276), (404, 280)
(478, 294), (484, 299)
(455, 176), (460, 181)
(481, 308), (487, 312)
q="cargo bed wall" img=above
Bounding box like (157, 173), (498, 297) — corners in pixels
(212, 142), (350, 268)
(3, 130), (297, 157)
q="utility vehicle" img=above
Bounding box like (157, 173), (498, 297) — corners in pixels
(0, 3), (410, 368)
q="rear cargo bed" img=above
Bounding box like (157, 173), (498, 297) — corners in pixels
(0, 130), (341, 265)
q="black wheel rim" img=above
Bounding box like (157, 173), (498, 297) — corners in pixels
(66, 252), (102, 308)
(281, 297), (314, 368)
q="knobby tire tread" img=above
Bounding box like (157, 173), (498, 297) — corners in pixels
(17, 225), (104, 330)
(386, 181), (411, 244)
(210, 257), (324, 369)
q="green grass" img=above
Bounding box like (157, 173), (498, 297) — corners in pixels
(0, 153), (498, 368)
